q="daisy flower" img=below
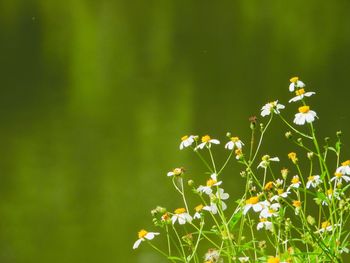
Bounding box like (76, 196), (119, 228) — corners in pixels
(336, 160), (350, 175)
(260, 203), (280, 218)
(322, 188), (341, 206)
(167, 167), (184, 177)
(306, 175), (322, 189)
(197, 173), (222, 195)
(289, 76), (305, 92)
(257, 217), (273, 231)
(225, 136), (244, 150)
(179, 135), (197, 150)
(194, 135), (220, 150)
(243, 197), (269, 215)
(293, 105), (317, 125)
(271, 188), (291, 202)
(289, 88), (315, 103)
(261, 100), (285, 117)
(171, 208), (192, 225)
(193, 204), (204, 219)
(203, 188), (229, 214)
(331, 172), (350, 184)
(292, 200), (302, 215)
(289, 175), (301, 189)
(316, 221), (340, 233)
(258, 155), (280, 169)
(133, 229), (160, 249)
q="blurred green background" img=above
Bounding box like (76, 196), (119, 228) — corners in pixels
(1, 0), (350, 262)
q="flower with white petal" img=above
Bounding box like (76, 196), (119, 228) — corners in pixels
(243, 197), (269, 215)
(197, 173), (222, 195)
(289, 175), (301, 189)
(179, 135), (197, 150)
(292, 200), (302, 215)
(203, 188), (229, 214)
(258, 155), (280, 169)
(306, 175), (322, 189)
(260, 203), (280, 218)
(271, 188), (291, 202)
(275, 178), (284, 187)
(322, 188), (341, 206)
(293, 105), (317, 125)
(194, 135), (220, 150)
(316, 221), (340, 233)
(289, 88), (315, 103)
(336, 160), (350, 175)
(133, 229), (160, 249)
(257, 217), (273, 231)
(171, 208), (192, 225)
(289, 76), (305, 92)
(261, 100), (285, 117)
(193, 204), (204, 219)
(167, 167), (184, 177)
(225, 136), (244, 150)
(330, 172), (350, 184)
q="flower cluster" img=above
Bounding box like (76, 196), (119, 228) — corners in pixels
(133, 77), (350, 263)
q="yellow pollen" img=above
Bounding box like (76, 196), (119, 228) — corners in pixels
(335, 172), (343, 178)
(291, 176), (300, 184)
(277, 189), (284, 195)
(181, 135), (188, 141)
(308, 175), (314, 181)
(174, 208), (186, 214)
(195, 204), (204, 212)
(341, 160), (350, 166)
(295, 88), (305, 96)
(173, 168), (182, 175)
(264, 181), (274, 191)
(201, 135), (211, 143)
(293, 200), (301, 208)
(246, 196), (259, 205)
(268, 257), (280, 263)
(290, 76), (299, 83)
(138, 229), (148, 239)
(288, 152), (297, 160)
(321, 221), (331, 229)
(206, 178), (217, 187)
(231, 136), (239, 142)
(298, 105), (310, 113)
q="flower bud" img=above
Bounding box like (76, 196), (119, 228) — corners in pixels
(226, 132), (231, 138)
(336, 130), (342, 138)
(307, 152), (314, 160)
(285, 131), (292, 139)
(188, 180), (194, 187)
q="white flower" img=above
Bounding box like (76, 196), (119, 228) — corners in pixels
(179, 135), (196, 150)
(331, 172), (350, 184)
(289, 76), (305, 92)
(194, 135), (220, 150)
(275, 178), (284, 187)
(257, 155), (280, 169)
(203, 188), (229, 214)
(238, 256), (250, 262)
(261, 100), (285, 117)
(289, 88), (315, 103)
(336, 160), (350, 175)
(306, 175), (322, 189)
(271, 189), (290, 202)
(289, 175), (301, 189)
(167, 167), (183, 177)
(322, 188), (341, 206)
(316, 221), (340, 233)
(171, 208), (192, 225)
(225, 136), (244, 150)
(257, 218), (273, 231)
(293, 105), (317, 125)
(193, 204), (204, 220)
(243, 197), (269, 215)
(260, 203), (280, 218)
(133, 229), (160, 249)
(197, 173), (222, 195)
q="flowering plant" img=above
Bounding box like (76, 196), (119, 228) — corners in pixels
(133, 77), (350, 263)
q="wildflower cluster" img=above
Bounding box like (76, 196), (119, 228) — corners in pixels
(133, 77), (350, 262)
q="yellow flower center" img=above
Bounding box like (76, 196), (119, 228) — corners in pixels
(246, 196), (259, 205)
(321, 221), (331, 229)
(231, 136), (239, 142)
(277, 189), (284, 195)
(308, 175), (315, 181)
(235, 149), (242, 156)
(341, 160), (350, 166)
(138, 229), (148, 239)
(174, 208), (186, 214)
(290, 76), (299, 83)
(295, 88), (305, 96)
(260, 218), (267, 222)
(202, 135), (211, 143)
(291, 176), (300, 184)
(293, 200), (301, 208)
(195, 204), (204, 212)
(335, 172), (343, 178)
(206, 178), (217, 187)
(268, 257), (280, 263)
(288, 152), (297, 161)
(173, 168), (182, 175)
(181, 135), (189, 141)
(298, 105), (310, 113)
(327, 189), (333, 195)
(262, 155), (270, 161)
(264, 181), (274, 191)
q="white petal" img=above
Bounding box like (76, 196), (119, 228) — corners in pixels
(289, 83), (295, 92)
(167, 172), (174, 177)
(225, 141), (233, 150)
(133, 239), (143, 249)
(210, 139), (220, 144)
